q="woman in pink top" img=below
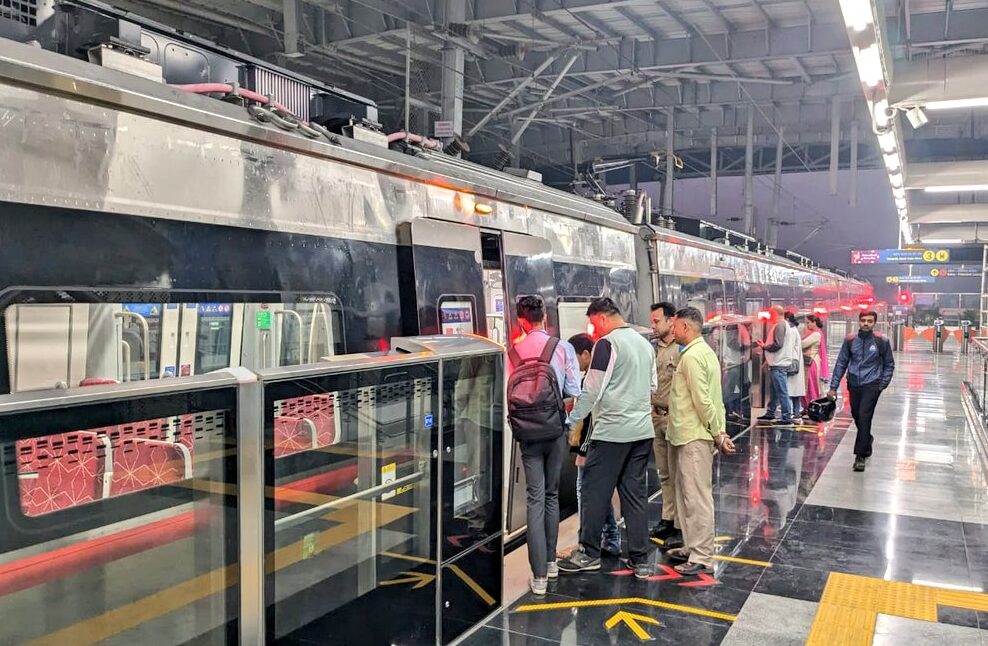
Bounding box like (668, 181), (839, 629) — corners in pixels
(801, 315), (825, 404)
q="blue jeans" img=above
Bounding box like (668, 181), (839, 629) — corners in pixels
(767, 366), (792, 421)
(576, 465), (621, 554)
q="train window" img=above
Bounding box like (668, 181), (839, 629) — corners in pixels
(13, 410), (225, 517)
(3, 295), (346, 393)
(558, 300), (594, 339)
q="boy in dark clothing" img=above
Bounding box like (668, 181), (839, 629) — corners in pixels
(827, 310), (895, 472)
(568, 333), (621, 557)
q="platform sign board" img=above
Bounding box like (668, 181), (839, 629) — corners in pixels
(851, 248), (951, 264)
(930, 267), (980, 277)
(885, 276), (936, 284)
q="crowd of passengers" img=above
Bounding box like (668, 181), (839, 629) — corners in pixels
(508, 295), (892, 594)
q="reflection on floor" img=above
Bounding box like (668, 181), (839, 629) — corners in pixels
(462, 349), (988, 645)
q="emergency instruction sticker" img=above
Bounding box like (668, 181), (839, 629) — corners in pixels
(381, 462), (397, 500)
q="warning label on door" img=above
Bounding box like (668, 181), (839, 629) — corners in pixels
(381, 462), (397, 500)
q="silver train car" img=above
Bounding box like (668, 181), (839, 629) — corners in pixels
(0, 8), (870, 643)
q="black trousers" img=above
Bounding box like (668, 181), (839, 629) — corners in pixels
(579, 438), (652, 561)
(848, 384), (883, 458)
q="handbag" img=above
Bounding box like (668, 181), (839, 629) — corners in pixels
(787, 358), (800, 376)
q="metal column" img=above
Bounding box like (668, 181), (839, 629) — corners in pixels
(709, 127), (718, 217)
(850, 121), (859, 207)
(440, 0), (466, 143)
(829, 96), (840, 195)
(771, 125), (784, 242)
(663, 109), (675, 217)
(742, 107), (755, 237)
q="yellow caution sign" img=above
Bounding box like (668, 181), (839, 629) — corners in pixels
(807, 572), (988, 645)
(605, 610), (660, 641)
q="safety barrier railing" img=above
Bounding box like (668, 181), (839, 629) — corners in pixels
(0, 335), (504, 646)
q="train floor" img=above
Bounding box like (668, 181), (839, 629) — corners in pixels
(463, 349), (988, 645)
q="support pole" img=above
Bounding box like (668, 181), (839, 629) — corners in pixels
(829, 96), (840, 195)
(663, 109), (675, 217)
(404, 24), (411, 140)
(850, 120), (859, 207)
(710, 127), (718, 217)
(466, 55), (558, 138)
(629, 162), (638, 191)
(772, 126), (784, 233)
(743, 107), (755, 236)
(440, 0), (466, 144)
(283, 0), (300, 56)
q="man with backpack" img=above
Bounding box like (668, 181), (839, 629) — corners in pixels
(506, 295), (581, 595)
(827, 310), (895, 472)
(557, 297), (657, 579)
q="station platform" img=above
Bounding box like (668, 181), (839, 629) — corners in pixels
(462, 348), (988, 645)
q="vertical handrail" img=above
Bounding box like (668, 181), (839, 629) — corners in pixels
(119, 339), (132, 382)
(308, 304), (332, 363)
(115, 311), (151, 380)
(235, 368), (264, 646)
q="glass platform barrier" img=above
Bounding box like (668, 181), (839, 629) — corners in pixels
(0, 335), (504, 646)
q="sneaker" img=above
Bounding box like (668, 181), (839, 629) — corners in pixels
(662, 530), (684, 550)
(853, 456), (866, 472)
(546, 561), (559, 580)
(650, 519), (676, 540)
(530, 576), (548, 595)
(629, 559), (652, 579)
(557, 547), (602, 574)
(778, 418), (795, 427)
(756, 413), (776, 422)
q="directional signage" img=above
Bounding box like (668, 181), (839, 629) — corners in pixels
(851, 248), (951, 264)
(930, 266), (981, 277)
(885, 276), (936, 284)
(605, 611), (660, 641)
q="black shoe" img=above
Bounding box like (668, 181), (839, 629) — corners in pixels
(853, 456), (866, 472)
(650, 519), (676, 540)
(628, 559), (652, 579)
(674, 561), (714, 576)
(557, 548), (601, 573)
(662, 531), (684, 550)
(666, 548), (689, 563)
(756, 413), (776, 422)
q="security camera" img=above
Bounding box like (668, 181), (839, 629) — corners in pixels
(906, 106), (929, 129)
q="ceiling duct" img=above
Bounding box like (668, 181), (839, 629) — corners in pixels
(888, 55), (988, 108)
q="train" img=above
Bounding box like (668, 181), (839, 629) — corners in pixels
(0, 2), (871, 644)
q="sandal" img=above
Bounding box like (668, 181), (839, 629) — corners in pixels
(674, 561), (714, 576)
(666, 548), (689, 563)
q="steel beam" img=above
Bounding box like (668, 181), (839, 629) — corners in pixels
(710, 127), (718, 217)
(467, 54), (558, 137)
(283, 0), (301, 56)
(850, 120), (858, 207)
(440, 0), (466, 139)
(772, 125), (783, 226)
(663, 109), (675, 216)
(828, 96), (840, 195)
(743, 106), (755, 236)
(511, 52), (580, 145)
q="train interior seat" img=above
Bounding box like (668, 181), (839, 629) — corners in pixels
(16, 431), (106, 517)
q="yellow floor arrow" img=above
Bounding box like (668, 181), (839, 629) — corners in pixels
(380, 570), (436, 590)
(604, 610), (660, 641)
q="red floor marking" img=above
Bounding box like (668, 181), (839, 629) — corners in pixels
(608, 569), (634, 576)
(647, 564), (683, 582)
(678, 573), (718, 587)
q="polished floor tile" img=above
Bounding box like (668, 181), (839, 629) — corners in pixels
(472, 349), (988, 646)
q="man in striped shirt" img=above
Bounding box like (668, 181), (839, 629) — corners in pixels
(557, 297), (657, 579)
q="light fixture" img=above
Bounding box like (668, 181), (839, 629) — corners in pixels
(925, 97), (988, 111)
(474, 202), (494, 215)
(895, 196), (907, 209)
(906, 106), (929, 128)
(883, 152), (901, 171)
(900, 221), (914, 244)
(838, 0), (874, 32)
(899, 214), (908, 222)
(892, 186), (906, 199)
(920, 238), (964, 244)
(854, 44), (884, 87)
(877, 131), (896, 154)
(924, 184), (988, 193)
(889, 172), (903, 188)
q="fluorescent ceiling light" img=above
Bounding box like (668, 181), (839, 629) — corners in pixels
(925, 184), (988, 193)
(921, 238), (964, 244)
(900, 221), (914, 244)
(839, 0), (874, 32)
(883, 152), (901, 171)
(877, 131), (896, 154)
(895, 196), (907, 209)
(892, 186), (906, 199)
(925, 97), (988, 111)
(889, 173), (903, 188)
(854, 44), (884, 87)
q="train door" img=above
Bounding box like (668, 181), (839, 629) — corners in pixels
(120, 303), (165, 380)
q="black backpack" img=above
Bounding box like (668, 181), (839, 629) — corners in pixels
(506, 337), (567, 443)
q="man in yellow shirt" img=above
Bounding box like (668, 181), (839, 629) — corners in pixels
(665, 307), (735, 576)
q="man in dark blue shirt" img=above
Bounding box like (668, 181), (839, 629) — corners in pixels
(827, 310), (895, 472)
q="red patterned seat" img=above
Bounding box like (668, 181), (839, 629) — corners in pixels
(16, 431), (106, 517)
(305, 395), (339, 447)
(107, 437), (191, 497)
(274, 415), (316, 458)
